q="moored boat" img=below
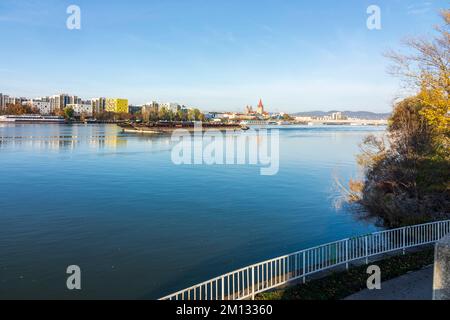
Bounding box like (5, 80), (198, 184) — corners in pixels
(0, 115), (65, 123)
(118, 121), (245, 134)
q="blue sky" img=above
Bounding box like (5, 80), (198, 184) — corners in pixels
(0, 0), (447, 112)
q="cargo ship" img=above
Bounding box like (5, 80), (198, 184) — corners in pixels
(119, 121), (245, 134)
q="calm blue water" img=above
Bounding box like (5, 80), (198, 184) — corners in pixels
(0, 123), (383, 299)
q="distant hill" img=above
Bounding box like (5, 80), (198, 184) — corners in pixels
(292, 110), (391, 120)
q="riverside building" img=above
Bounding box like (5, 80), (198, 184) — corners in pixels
(24, 100), (52, 115)
(66, 103), (93, 116)
(105, 98), (129, 113)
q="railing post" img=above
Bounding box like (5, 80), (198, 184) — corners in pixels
(365, 236), (369, 264)
(302, 251), (306, 284)
(345, 239), (349, 270)
(403, 227), (406, 255)
(251, 266), (255, 300)
(287, 256), (289, 282)
(221, 276), (225, 300)
(437, 222), (441, 241)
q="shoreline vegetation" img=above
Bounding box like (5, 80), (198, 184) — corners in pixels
(343, 10), (449, 229)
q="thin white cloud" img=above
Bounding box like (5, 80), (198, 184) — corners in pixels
(406, 2), (432, 15)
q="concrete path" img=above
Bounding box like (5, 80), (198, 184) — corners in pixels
(345, 267), (433, 300)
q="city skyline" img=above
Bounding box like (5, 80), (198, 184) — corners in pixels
(0, 91), (393, 117)
(0, 0), (447, 112)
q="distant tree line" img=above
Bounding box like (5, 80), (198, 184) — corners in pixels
(140, 106), (205, 123)
(0, 103), (40, 115)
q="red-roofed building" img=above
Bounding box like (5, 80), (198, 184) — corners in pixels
(257, 99), (264, 115)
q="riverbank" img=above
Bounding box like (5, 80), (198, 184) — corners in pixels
(256, 248), (434, 300)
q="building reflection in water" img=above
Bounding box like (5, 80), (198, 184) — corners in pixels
(0, 124), (128, 151)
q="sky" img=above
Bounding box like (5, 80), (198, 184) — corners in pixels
(0, 0), (447, 112)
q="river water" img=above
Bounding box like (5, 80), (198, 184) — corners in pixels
(0, 123), (383, 299)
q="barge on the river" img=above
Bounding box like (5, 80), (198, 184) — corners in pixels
(119, 122), (247, 134)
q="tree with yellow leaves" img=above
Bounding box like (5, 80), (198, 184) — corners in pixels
(348, 10), (450, 228)
(386, 10), (449, 156)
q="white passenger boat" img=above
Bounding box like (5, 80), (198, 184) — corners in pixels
(0, 115), (65, 123)
(239, 120), (269, 126)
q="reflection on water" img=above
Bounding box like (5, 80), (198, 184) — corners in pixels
(0, 123), (384, 299)
(0, 124), (128, 150)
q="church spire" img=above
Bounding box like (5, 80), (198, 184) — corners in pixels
(258, 98), (263, 108)
(257, 98), (264, 115)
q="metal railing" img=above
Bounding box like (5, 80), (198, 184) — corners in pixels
(159, 219), (450, 300)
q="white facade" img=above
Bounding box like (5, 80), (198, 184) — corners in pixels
(215, 113), (233, 119)
(331, 112), (346, 120)
(47, 94), (71, 111)
(67, 95), (81, 105)
(143, 101), (159, 108)
(49, 95), (60, 112)
(49, 95), (66, 112)
(91, 97), (106, 113)
(25, 100), (52, 115)
(0, 94), (19, 107)
(295, 116), (313, 122)
(66, 103), (93, 116)
(160, 102), (180, 112)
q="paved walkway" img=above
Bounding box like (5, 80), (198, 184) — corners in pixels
(345, 267), (433, 300)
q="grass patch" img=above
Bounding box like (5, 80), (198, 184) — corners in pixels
(256, 249), (434, 300)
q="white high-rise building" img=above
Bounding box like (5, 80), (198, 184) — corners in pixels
(60, 94), (70, 108)
(160, 102), (180, 112)
(66, 103), (93, 116)
(91, 97), (106, 114)
(47, 94), (78, 112)
(9, 96), (18, 105)
(331, 112), (346, 120)
(24, 100), (52, 115)
(68, 95), (81, 105)
(144, 101), (159, 108)
(0, 94), (15, 108)
(49, 95), (62, 112)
